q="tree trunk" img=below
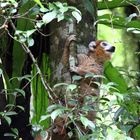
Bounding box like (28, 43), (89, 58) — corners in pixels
(49, 1), (97, 139)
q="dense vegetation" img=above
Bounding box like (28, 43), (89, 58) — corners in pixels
(0, 0), (140, 140)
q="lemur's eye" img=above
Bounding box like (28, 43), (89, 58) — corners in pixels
(102, 42), (107, 46)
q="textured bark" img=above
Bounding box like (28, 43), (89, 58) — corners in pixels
(50, 0), (97, 83)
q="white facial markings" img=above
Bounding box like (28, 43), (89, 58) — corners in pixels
(100, 41), (113, 51)
(88, 41), (96, 51)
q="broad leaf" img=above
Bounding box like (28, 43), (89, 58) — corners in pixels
(72, 75), (82, 81)
(47, 104), (61, 112)
(40, 114), (51, 122)
(34, 0), (45, 9)
(15, 88), (25, 97)
(4, 116), (11, 125)
(27, 38), (34, 47)
(5, 111), (17, 116)
(42, 11), (57, 24)
(104, 61), (128, 93)
(11, 128), (18, 135)
(97, 14), (140, 32)
(67, 84), (77, 91)
(51, 109), (63, 121)
(53, 83), (68, 88)
(98, 0), (137, 10)
(26, 29), (36, 37)
(16, 105), (25, 111)
(80, 116), (95, 129)
(72, 11), (82, 23)
(82, 0), (95, 17)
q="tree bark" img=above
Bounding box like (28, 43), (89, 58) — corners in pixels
(49, 0), (97, 139)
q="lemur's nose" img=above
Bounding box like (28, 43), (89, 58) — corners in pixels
(107, 46), (115, 52)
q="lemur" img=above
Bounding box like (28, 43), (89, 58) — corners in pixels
(63, 35), (115, 75)
(66, 35), (115, 75)
(63, 35), (115, 95)
(52, 35), (115, 137)
(63, 35), (115, 117)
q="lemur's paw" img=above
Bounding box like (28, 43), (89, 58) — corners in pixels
(70, 66), (78, 72)
(67, 34), (76, 43)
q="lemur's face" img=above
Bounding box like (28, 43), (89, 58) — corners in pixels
(88, 40), (115, 53)
(88, 40), (115, 62)
(100, 41), (115, 53)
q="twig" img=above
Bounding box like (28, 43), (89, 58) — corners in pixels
(12, 4), (37, 19)
(22, 43), (55, 100)
(0, 19), (8, 30)
(8, 20), (57, 101)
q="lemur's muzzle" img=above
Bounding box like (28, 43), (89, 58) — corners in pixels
(107, 46), (115, 53)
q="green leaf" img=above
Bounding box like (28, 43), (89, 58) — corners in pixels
(19, 35), (26, 43)
(67, 84), (77, 91)
(40, 114), (51, 122)
(47, 104), (61, 112)
(42, 11), (57, 24)
(5, 111), (17, 116)
(26, 29), (36, 37)
(72, 11), (81, 23)
(59, 6), (68, 14)
(97, 14), (140, 31)
(104, 61), (128, 93)
(31, 54), (50, 127)
(9, 0), (18, 7)
(4, 116), (11, 125)
(98, 0), (137, 10)
(36, 21), (44, 28)
(21, 0), (28, 5)
(0, 68), (3, 76)
(133, 125), (140, 138)
(72, 75), (82, 81)
(53, 83), (68, 88)
(113, 107), (125, 121)
(27, 38), (34, 47)
(82, 0), (95, 17)
(10, 8), (17, 14)
(49, 3), (57, 10)
(85, 73), (105, 79)
(57, 14), (64, 22)
(126, 13), (137, 23)
(18, 74), (31, 81)
(11, 128), (18, 136)
(34, 0), (45, 9)
(10, 74), (31, 82)
(80, 116), (95, 129)
(4, 133), (16, 138)
(15, 88), (25, 97)
(54, 2), (68, 14)
(16, 105), (24, 111)
(54, 2), (64, 8)
(51, 109), (63, 121)
(127, 27), (140, 34)
(5, 104), (15, 108)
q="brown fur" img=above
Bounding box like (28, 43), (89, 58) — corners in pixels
(68, 37), (115, 122)
(43, 36), (115, 139)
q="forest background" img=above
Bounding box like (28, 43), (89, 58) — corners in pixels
(0, 0), (140, 140)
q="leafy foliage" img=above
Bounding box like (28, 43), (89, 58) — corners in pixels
(0, 0), (140, 139)
(98, 0), (137, 10)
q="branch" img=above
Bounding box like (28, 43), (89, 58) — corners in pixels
(0, 19), (8, 30)
(22, 43), (55, 100)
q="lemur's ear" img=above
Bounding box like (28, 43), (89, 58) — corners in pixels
(88, 41), (96, 51)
